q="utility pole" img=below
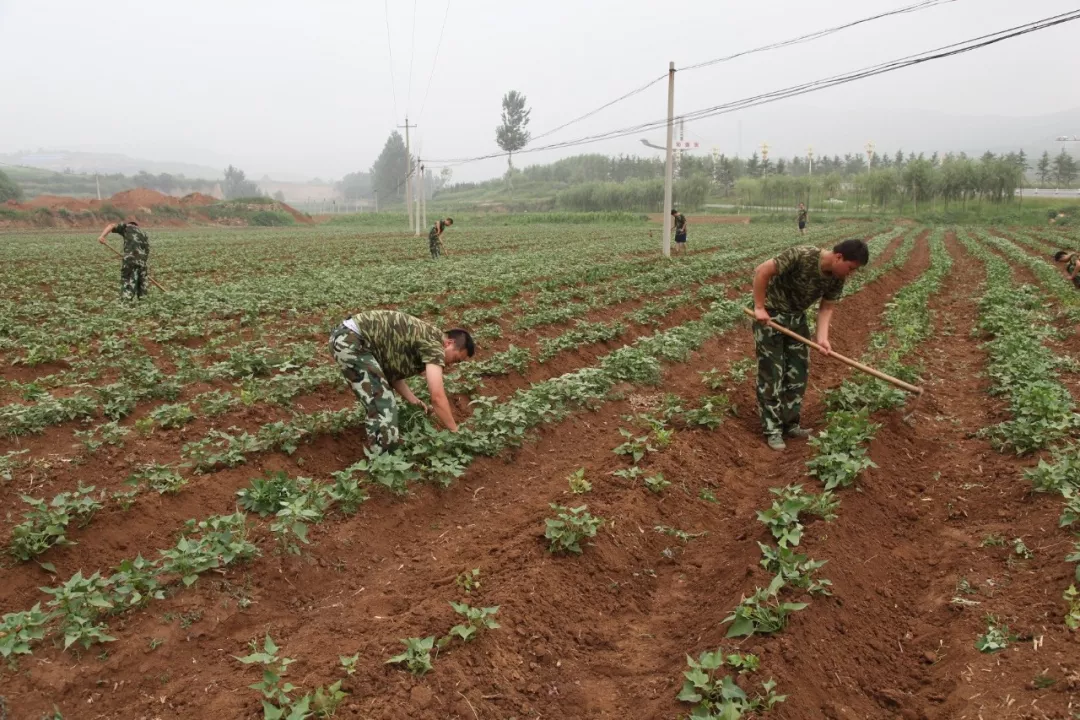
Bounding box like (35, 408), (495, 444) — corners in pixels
(414, 156), (423, 236)
(374, 190), (379, 213)
(661, 61), (676, 259)
(807, 147), (814, 177)
(419, 160), (427, 232)
(398, 117), (417, 231)
(95, 173), (102, 201)
(865, 141), (874, 173)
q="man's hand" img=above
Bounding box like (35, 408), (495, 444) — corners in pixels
(816, 336), (832, 356)
(98, 236), (107, 244)
(754, 307), (771, 323)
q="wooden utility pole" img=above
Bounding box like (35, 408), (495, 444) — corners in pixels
(398, 117), (417, 232)
(661, 61), (675, 258)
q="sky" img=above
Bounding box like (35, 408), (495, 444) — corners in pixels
(1, 0), (1078, 183)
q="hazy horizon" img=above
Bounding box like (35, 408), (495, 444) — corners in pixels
(2, 0), (1078, 183)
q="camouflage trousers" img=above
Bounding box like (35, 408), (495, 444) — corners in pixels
(121, 256), (148, 301)
(429, 237), (442, 259)
(328, 325), (401, 451)
(753, 310), (810, 438)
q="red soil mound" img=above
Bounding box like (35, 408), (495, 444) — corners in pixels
(106, 189), (178, 212)
(179, 192), (217, 207)
(25, 195), (94, 211)
(278, 200), (313, 224)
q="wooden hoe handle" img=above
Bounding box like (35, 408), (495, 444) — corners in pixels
(100, 241), (168, 293)
(741, 306), (923, 395)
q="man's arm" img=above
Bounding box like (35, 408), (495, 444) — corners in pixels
(816, 299), (835, 355)
(752, 259), (778, 322)
(97, 223), (117, 244)
(423, 364), (458, 432)
(391, 378), (429, 413)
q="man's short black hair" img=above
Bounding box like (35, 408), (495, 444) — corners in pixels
(445, 217), (454, 225)
(833, 238), (869, 266)
(446, 328), (474, 357)
(671, 208), (678, 214)
(1055, 250), (1068, 262)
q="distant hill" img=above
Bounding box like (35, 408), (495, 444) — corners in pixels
(0, 150), (222, 179)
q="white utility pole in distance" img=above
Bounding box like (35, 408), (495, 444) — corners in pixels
(419, 161), (427, 232)
(661, 61), (676, 258)
(398, 117), (416, 232)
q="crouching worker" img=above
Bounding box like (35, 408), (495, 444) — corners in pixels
(329, 310), (475, 451)
(751, 239), (869, 451)
(1053, 250), (1080, 288)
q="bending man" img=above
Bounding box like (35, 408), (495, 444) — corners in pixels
(97, 218), (150, 301)
(329, 310), (474, 452)
(751, 239), (869, 451)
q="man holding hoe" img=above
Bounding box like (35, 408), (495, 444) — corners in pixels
(329, 310), (474, 452)
(751, 239), (869, 451)
(97, 218), (150, 301)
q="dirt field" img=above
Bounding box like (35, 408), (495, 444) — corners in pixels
(1, 221), (1079, 719)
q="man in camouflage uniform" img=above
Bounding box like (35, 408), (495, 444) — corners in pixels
(98, 219), (150, 301)
(428, 217), (453, 259)
(329, 309), (474, 451)
(1053, 250), (1080, 288)
(671, 208), (688, 256)
(751, 238), (869, 451)
(797, 203), (808, 235)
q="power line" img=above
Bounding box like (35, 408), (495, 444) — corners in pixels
(383, 0), (399, 123)
(407, 0), (418, 114)
(425, 9), (1080, 166)
(522, 0), (956, 147)
(682, 0), (957, 72)
(418, 0), (452, 122)
(528, 74), (668, 144)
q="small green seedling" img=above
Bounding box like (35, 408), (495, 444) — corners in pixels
(544, 504), (604, 555)
(975, 615), (1015, 653)
(455, 568), (481, 594)
(385, 636), (435, 676)
(567, 468), (592, 494)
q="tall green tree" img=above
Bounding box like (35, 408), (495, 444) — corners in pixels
(495, 90), (532, 185)
(336, 170), (372, 200)
(1037, 151), (1052, 185)
(902, 158), (935, 213)
(370, 131), (409, 202)
(223, 165), (261, 199)
(0, 169), (23, 202)
(1053, 150), (1078, 188)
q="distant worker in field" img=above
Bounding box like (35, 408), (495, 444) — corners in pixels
(329, 309), (474, 452)
(97, 218), (150, 301)
(671, 208), (688, 255)
(429, 217), (453, 259)
(751, 239), (869, 451)
(797, 203), (808, 235)
(1053, 250), (1080, 288)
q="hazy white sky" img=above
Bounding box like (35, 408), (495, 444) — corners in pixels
(1, 0), (1077, 182)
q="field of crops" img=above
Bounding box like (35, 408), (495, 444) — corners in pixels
(2, 218), (1080, 719)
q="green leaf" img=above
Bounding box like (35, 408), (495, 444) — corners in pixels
(725, 615), (756, 638)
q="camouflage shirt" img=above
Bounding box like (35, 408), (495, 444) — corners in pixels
(429, 221), (446, 243)
(673, 213), (687, 232)
(764, 246), (845, 314)
(797, 209), (808, 224)
(349, 310), (445, 383)
(111, 222), (150, 260)
(1066, 253), (1079, 274)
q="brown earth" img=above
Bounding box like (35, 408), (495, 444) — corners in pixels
(3, 230), (1079, 718)
(2, 188), (313, 228)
